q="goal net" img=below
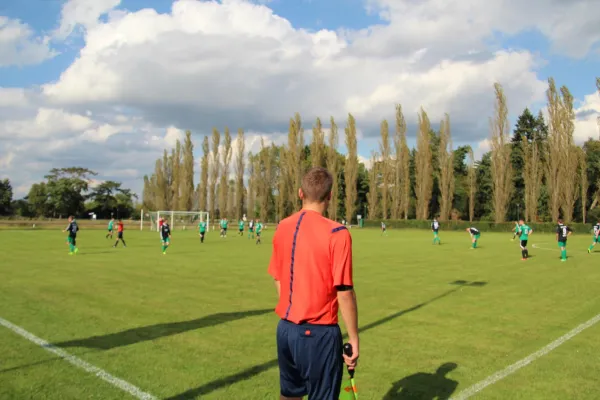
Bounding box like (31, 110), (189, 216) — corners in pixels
(144, 211), (210, 231)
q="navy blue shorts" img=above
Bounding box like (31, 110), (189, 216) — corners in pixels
(276, 319), (343, 399)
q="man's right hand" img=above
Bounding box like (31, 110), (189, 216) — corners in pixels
(343, 338), (359, 370)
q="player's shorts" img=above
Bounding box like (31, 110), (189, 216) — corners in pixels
(276, 319), (343, 400)
(108, 228), (113, 233)
(593, 236), (600, 243)
(473, 234), (480, 240)
(520, 240), (528, 247)
(222, 227), (227, 232)
(118, 232), (123, 239)
(558, 241), (566, 248)
(256, 232), (261, 237)
(200, 231), (205, 237)
(239, 228), (243, 232)
(68, 235), (76, 245)
(162, 237), (170, 244)
(249, 228), (254, 232)
(433, 230), (439, 235)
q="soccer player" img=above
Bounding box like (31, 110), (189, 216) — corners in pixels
(106, 217), (115, 239)
(517, 219), (532, 260)
(113, 219), (127, 248)
(511, 221), (519, 241)
(432, 218), (441, 245)
(255, 219), (263, 244)
(63, 216), (79, 255)
(466, 226), (480, 249)
(161, 221), (171, 255)
(238, 219), (244, 236)
(268, 167), (358, 400)
(220, 218), (228, 238)
(198, 219), (207, 243)
(556, 218), (572, 262)
(381, 221), (387, 236)
(248, 219), (255, 239)
(588, 220), (600, 253)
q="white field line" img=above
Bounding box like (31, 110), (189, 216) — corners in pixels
(0, 316), (157, 400)
(450, 312), (600, 400)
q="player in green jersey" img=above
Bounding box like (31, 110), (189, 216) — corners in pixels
(238, 219), (244, 236)
(588, 220), (600, 253)
(517, 219), (532, 260)
(63, 216), (79, 255)
(161, 221), (171, 254)
(466, 227), (480, 249)
(255, 219), (263, 244)
(431, 218), (441, 245)
(220, 218), (228, 238)
(198, 220), (207, 243)
(556, 219), (573, 262)
(248, 219), (255, 239)
(106, 217), (115, 239)
(511, 221), (519, 241)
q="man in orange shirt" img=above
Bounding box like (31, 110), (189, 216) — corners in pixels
(113, 219), (127, 248)
(268, 167), (359, 400)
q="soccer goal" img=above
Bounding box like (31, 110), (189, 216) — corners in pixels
(143, 211), (210, 231)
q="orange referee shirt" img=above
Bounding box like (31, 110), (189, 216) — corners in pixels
(268, 209), (353, 325)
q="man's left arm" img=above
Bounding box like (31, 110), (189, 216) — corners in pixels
(268, 232), (281, 296)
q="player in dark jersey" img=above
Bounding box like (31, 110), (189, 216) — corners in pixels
(63, 216), (79, 255)
(432, 218), (441, 245)
(466, 227), (480, 249)
(161, 221), (171, 255)
(556, 219), (573, 262)
(113, 219), (126, 248)
(588, 220), (600, 253)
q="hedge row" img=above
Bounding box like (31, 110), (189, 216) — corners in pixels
(361, 219), (595, 234)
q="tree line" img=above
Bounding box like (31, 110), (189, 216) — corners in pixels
(141, 78), (600, 224)
(0, 168), (138, 219)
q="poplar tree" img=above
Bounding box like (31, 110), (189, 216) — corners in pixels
(179, 131), (194, 211)
(234, 129), (245, 219)
(379, 119), (391, 219)
(580, 149), (588, 223)
(326, 117), (339, 220)
(394, 105), (410, 220)
(546, 78), (562, 222)
(415, 108), (433, 220)
(438, 114), (454, 220)
(522, 136), (542, 222)
(219, 128), (232, 217)
(367, 151), (379, 219)
(209, 129), (221, 218)
(344, 113), (358, 223)
(559, 86), (577, 223)
(311, 117), (325, 168)
(467, 148), (476, 222)
(247, 152), (255, 218)
(199, 136), (209, 213)
(171, 142), (181, 210)
(490, 83), (513, 223)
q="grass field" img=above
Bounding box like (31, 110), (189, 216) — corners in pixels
(1, 227), (600, 399)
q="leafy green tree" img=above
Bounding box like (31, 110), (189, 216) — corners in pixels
(27, 182), (49, 217)
(11, 199), (32, 217)
(475, 152), (493, 220)
(0, 178), (13, 215)
(88, 180), (135, 218)
(509, 108), (537, 220)
(45, 167), (97, 217)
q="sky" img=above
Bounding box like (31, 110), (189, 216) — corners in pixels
(1, 0), (599, 199)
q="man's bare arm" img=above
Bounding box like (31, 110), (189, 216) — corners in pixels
(274, 280), (281, 297)
(338, 288), (359, 368)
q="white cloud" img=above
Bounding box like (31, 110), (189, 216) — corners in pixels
(2, 0), (599, 197)
(574, 90), (600, 144)
(0, 17), (55, 66)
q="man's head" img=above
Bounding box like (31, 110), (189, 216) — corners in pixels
(519, 219), (524, 225)
(558, 218), (563, 224)
(298, 167), (333, 205)
(118, 219), (122, 222)
(68, 216), (73, 222)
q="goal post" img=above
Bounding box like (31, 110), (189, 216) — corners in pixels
(144, 211), (210, 231)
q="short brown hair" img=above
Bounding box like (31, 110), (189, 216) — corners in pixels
(301, 167), (333, 202)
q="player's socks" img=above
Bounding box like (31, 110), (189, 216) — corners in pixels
(561, 249), (567, 260)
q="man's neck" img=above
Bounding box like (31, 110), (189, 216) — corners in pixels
(301, 202), (327, 215)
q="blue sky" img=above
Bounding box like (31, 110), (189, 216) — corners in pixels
(1, 0), (599, 196)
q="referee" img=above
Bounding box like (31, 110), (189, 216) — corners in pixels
(268, 167), (359, 400)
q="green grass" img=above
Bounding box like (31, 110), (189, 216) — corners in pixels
(1, 228), (600, 399)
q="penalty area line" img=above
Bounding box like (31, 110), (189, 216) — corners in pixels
(0, 316), (157, 400)
(450, 312), (600, 400)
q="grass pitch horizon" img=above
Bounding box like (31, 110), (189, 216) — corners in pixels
(1, 228), (600, 399)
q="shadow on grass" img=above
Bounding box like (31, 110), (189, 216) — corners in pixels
(382, 363), (458, 400)
(54, 309), (271, 350)
(165, 281), (485, 400)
